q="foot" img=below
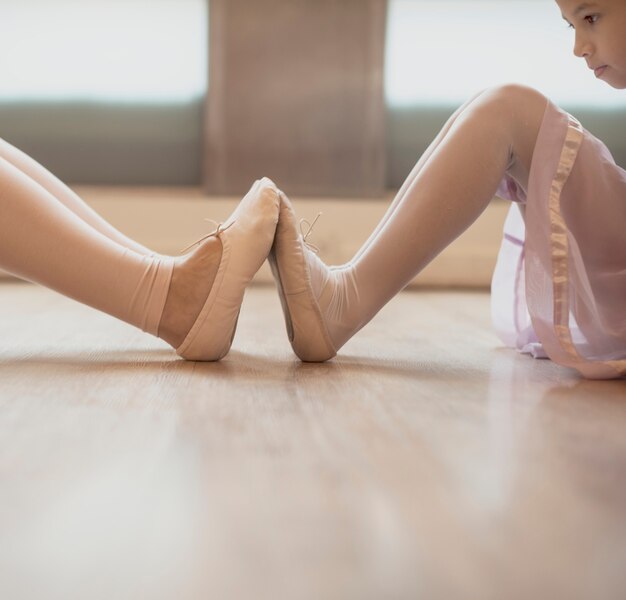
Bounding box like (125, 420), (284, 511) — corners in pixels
(158, 236), (223, 349)
(161, 178), (280, 361)
(269, 191), (361, 361)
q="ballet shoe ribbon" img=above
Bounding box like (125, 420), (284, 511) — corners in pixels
(180, 219), (236, 254)
(299, 213), (322, 254)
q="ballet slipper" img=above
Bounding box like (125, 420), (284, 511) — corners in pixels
(268, 192), (339, 362)
(175, 177), (279, 361)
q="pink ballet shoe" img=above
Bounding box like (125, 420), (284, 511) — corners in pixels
(176, 178), (280, 361)
(268, 192), (337, 362)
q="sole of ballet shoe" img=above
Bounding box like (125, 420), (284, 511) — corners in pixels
(268, 193), (337, 362)
(175, 178), (279, 361)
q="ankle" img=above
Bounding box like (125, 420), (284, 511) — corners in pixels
(312, 262), (363, 350)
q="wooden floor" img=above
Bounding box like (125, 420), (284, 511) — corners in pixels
(1, 282), (625, 600)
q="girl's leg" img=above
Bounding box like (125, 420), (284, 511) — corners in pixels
(272, 84), (548, 357)
(0, 154), (223, 349)
(350, 88), (490, 263)
(0, 138), (151, 255)
(349, 85), (547, 322)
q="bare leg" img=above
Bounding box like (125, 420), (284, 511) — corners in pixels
(0, 138), (151, 255)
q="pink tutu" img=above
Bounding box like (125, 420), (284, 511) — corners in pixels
(492, 99), (626, 379)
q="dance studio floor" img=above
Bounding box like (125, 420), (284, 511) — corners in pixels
(1, 281), (625, 600)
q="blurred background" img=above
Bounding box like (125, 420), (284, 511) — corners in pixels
(1, 0), (624, 189)
(1, 0), (625, 286)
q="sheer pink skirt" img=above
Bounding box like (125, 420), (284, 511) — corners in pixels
(492, 99), (626, 379)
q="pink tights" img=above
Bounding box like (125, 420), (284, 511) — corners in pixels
(0, 84), (548, 350)
(303, 84), (548, 350)
(0, 139), (172, 336)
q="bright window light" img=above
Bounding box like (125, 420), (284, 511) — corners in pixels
(386, 0), (626, 108)
(0, 0), (207, 103)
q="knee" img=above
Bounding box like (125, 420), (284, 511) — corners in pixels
(465, 84), (547, 144)
(484, 84), (548, 174)
(487, 83), (545, 103)
(480, 84), (547, 123)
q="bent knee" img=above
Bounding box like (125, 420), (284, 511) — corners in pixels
(488, 83), (545, 102)
(467, 84), (547, 176)
(481, 84), (548, 124)
(461, 84), (544, 144)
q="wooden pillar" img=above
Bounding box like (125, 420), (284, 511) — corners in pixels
(205, 0), (388, 197)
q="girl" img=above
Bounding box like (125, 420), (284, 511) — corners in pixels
(269, 0), (626, 380)
(0, 136), (281, 361)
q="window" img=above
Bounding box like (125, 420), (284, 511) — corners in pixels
(0, 0), (207, 104)
(0, 0), (208, 185)
(385, 0), (626, 108)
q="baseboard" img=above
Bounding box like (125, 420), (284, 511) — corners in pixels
(0, 186), (510, 288)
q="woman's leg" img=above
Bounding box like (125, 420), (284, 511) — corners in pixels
(0, 154), (224, 349)
(0, 138), (151, 255)
(272, 84), (548, 356)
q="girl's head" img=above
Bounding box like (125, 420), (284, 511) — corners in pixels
(556, 0), (626, 89)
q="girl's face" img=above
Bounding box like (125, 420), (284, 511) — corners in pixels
(556, 0), (626, 88)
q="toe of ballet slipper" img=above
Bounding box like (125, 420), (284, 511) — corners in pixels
(176, 179), (279, 361)
(269, 192), (337, 362)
